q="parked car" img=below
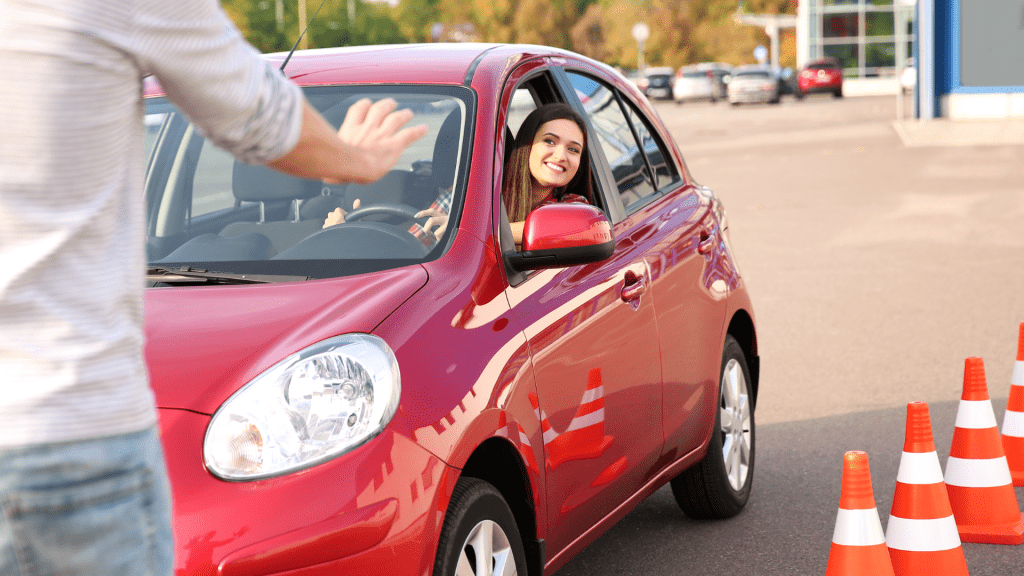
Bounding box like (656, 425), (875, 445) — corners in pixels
(673, 68), (715, 103)
(144, 43), (758, 576)
(638, 66), (676, 100)
(775, 67), (798, 96)
(797, 57), (844, 99)
(673, 63), (732, 103)
(727, 65), (781, 105)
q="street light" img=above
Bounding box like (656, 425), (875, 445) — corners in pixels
(630, 22), (647, 73)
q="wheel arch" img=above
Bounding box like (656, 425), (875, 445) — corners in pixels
(459, 436), (543, 575)
(726, 310), (759, 410)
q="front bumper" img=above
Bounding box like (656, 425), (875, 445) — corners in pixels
(159, 408), (454, 576)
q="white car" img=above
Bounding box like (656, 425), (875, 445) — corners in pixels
(673, 69), (716, 103)
(727, 66), (781, 106)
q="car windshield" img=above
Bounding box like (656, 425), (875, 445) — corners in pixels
(683, 71), (708, 79)
(734, 71), (771, 79)
(144, 85), (473, 279)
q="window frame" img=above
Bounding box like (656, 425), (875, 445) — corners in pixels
(555, 67), (682, 218)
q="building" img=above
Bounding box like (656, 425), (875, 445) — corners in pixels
(797, 0), (1024, 119)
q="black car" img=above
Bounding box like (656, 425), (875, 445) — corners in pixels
(640, 66), (675, 100)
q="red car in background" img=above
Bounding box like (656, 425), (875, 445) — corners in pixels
(797, 57), (844, 99)
(143, 43), (758, 576)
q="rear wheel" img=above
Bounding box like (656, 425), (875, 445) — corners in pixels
(433, 478), (526, 576)
(670, 335), (754, 519)
(833, 88), (843, 98)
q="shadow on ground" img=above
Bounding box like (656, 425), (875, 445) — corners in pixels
(556, 400), (1024, 576)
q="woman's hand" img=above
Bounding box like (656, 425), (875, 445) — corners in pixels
(323, 199), (361, 228)
(416, 208), (448, 241)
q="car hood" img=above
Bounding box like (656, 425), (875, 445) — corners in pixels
(145, 266), (429, 414)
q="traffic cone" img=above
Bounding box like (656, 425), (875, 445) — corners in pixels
(1002, 323), (1024, 486)
(886, 402), (969, 576)
(944, 357), (1024, 545)
(824, 451), (895, 576)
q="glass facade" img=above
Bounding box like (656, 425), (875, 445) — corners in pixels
(807, 0), (913, 79)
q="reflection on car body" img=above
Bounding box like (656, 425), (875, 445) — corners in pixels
(143, 43), (758, 576)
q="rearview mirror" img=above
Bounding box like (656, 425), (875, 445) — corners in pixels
(504, 204), (615, 272)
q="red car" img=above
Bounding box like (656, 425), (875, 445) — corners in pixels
(143, 43), (758, 576)
(797, 57), (844, 99)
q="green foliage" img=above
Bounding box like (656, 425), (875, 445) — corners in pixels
(219, 0), (796, 68)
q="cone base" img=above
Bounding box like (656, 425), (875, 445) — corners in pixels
(957, 512), (1024, 545)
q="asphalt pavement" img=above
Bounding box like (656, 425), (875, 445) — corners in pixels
(556, 94), (1024, 575)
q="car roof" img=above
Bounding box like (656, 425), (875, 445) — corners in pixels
(644, 66), (675, 76)
(803, 57), (840, 69)
(144, 43), (588, 96)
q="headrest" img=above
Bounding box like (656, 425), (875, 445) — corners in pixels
(232, 161), (323, 203)
(432, 109), (463, 190)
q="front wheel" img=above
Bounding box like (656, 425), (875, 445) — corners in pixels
(669, 335), (755, 519)
(433, 478), (527, 576)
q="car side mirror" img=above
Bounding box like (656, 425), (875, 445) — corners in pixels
(504, 204), (615, 272)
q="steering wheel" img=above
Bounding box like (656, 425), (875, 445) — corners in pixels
(345, 203), (422, 223)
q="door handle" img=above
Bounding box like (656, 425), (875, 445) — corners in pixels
(620, 272), (647, 304)
(698, 229), (715, 255)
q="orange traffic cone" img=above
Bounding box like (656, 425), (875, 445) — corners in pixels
(1002, 323), (1024, 486)
(886, 402), (969, 576)
(824, 451), (895, 576)
(944, 357), (1024, 545)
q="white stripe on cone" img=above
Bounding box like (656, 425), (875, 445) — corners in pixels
(953, 400), (999, 429)
(886, 515), (963, 551)
(1012, 360), (1024, 386)
(1003, 409), (1024, 437)
(566, 408), (605, 432)
(832, 508), (886, 546)
(896, 451), (945, 484)
(945, 456), (1014, 487)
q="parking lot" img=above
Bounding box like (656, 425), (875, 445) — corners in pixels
(557, 94), (1024, 575)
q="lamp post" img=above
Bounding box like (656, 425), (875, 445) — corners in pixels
(298, 0), (308, 49)
(632, 22), (650, 75)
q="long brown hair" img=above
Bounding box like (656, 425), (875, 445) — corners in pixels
(502, 103), (593, 223)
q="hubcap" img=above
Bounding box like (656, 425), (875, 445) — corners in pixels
(720, 358), (752, 491)
(455, 519), (517, 576)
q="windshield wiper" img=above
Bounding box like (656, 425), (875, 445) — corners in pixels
(146, 266), (309, 285)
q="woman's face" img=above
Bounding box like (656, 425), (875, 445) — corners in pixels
(528, 118), (584, 194)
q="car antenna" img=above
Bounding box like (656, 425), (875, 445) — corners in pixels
(280, 0), (330, 72)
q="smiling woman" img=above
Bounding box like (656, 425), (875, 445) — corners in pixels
(502, 103), (594, 246)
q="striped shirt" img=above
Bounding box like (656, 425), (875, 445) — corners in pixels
(0, 0), (303, 446)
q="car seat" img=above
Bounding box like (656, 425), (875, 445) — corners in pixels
(216, 162), (326, 254)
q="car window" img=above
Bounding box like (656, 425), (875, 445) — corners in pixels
(566, 72), (657, 213)
(143, 85), (474, 278)
(623, 103), (678, 191)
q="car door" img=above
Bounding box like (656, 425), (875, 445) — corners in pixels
(558, 67), (726, 463)
(496, 64), (665, 558)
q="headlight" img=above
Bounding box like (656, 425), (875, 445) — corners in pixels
(204, 334), (400, 480)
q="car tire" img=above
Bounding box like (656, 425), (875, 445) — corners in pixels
(795, 89), (804, 100)
(669, 335), (754, 520)
(833, 88), (843, 98)
(433, 477), (527, 576)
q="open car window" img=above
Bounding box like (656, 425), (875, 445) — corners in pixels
(144, 85), (474, 280)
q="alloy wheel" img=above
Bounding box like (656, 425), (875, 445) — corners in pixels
(455, 519), (517, 576)
(720, 358), (752, 491)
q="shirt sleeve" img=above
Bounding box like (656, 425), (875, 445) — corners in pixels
(129, 0), (303, 164)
